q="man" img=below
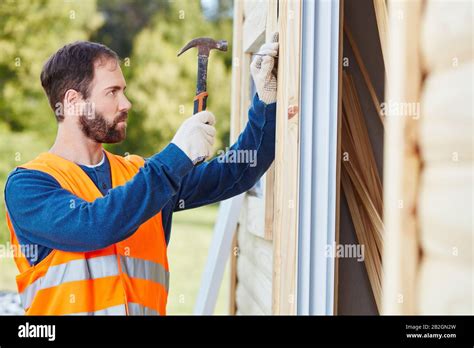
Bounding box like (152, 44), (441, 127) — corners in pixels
(4, 36), (279, 315)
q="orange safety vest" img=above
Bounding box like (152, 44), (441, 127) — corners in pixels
(5, 151), (169, 315)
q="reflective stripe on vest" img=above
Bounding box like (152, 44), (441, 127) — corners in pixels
(68, 304), (127, 315)
(19, 255), (119, 310)
(127, 302), (159, 315)
(119, 256), (170, 292)
(69, 302), (159, 316)
(19, 255), (170, 311)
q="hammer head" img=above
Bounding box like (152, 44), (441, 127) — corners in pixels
(177, 37), (228, 57)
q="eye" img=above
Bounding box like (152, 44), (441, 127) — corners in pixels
(107, 90), (117, 96)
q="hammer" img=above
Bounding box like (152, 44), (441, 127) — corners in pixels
(177, 37), (228, 115)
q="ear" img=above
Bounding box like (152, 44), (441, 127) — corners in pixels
(63, 89), (83, 117)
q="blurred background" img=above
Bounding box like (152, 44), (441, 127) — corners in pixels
(0, 0), (234, 314)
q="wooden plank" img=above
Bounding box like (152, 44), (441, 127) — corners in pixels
(236, 282), (266, 315)
(263, 165), (275, 241)
(338, 67), (385, 312)
(227, 0), (245, 315)
(262, 0), (279, 242)
(419, 62), (473, 163)
(243, 0), (267, 53)
(231, 0), (245, 142)
(272, 0), (302, 315)
(341, 170), (383, 309)
(237, 213), (273, 279)
(240, 53), (251, 130)
(243, 0), (278, 241)
(416, 1), (473, 315)
(419, 164), (472, 262)
(382, 0), (423, 315)
(344, 25), (385, 127)
(237, 254), (273, 313)
(266, 0), (278, 39)
(246, 195), (265, 238)
(421, 0), (473, 72)
(228, 231), (238, 315)
(231, 0), (277, 314)
(373, 0), (389, 74)
(240, 2), (265, 237)
(417, 255), (472, 314)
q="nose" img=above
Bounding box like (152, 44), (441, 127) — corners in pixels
(119, 94), (132, 112)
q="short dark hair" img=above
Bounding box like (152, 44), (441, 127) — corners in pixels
(40, 41), (119, 121)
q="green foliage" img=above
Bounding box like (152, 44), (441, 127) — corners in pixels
(0, 0), (104, 137)
(107, 0), (233, 157)
(91, 0), (170, 58)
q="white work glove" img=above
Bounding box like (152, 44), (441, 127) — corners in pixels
(250, 32), (279, 105)
(171, 111), (216, 165)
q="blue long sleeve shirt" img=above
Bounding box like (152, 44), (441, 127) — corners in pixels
(4, 94), (276, 266)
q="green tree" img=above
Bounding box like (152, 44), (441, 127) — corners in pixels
(91, 0), (170, 58)
(109, 0), (233, 157)
(0, 0), (103, 137)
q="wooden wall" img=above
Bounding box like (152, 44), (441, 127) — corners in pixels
(231, 0), (474, 316)
(236, 197), (273, 314)
(231, 0), (276, 315)
(416, 0), (473, 314)
(230, 0), (301, 315)
(382, 0), (473, 314)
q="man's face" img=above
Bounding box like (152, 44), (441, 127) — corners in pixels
(79, 58), (132, 143)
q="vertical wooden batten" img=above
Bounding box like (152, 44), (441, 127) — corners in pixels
(263, 0), (279, 242)
(382, 0), (423, 315)
(228, 0), (244, 315)
(230, 0), (244, 143)
(272, 0), (302, 315)
(232, 0), (277, 315)
(373, 0), (389, 75)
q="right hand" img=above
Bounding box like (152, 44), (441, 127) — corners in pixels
(250, 32), (279, 105)
(171, 111), (216, 165)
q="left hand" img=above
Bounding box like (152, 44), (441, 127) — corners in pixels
(250, 32), (279, 105)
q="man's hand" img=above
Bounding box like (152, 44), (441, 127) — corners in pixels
(171, 111), (216, 165)
(250, 32), (279, 105)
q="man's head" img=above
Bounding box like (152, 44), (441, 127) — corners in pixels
(40, 41), (132, 143)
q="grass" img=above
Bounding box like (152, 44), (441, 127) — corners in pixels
(167, 203), (230, 315)
(0, 256), (17, 292)
(0, 203), (229, 315)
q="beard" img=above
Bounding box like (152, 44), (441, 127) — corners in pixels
(79, 110), (128, 144)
